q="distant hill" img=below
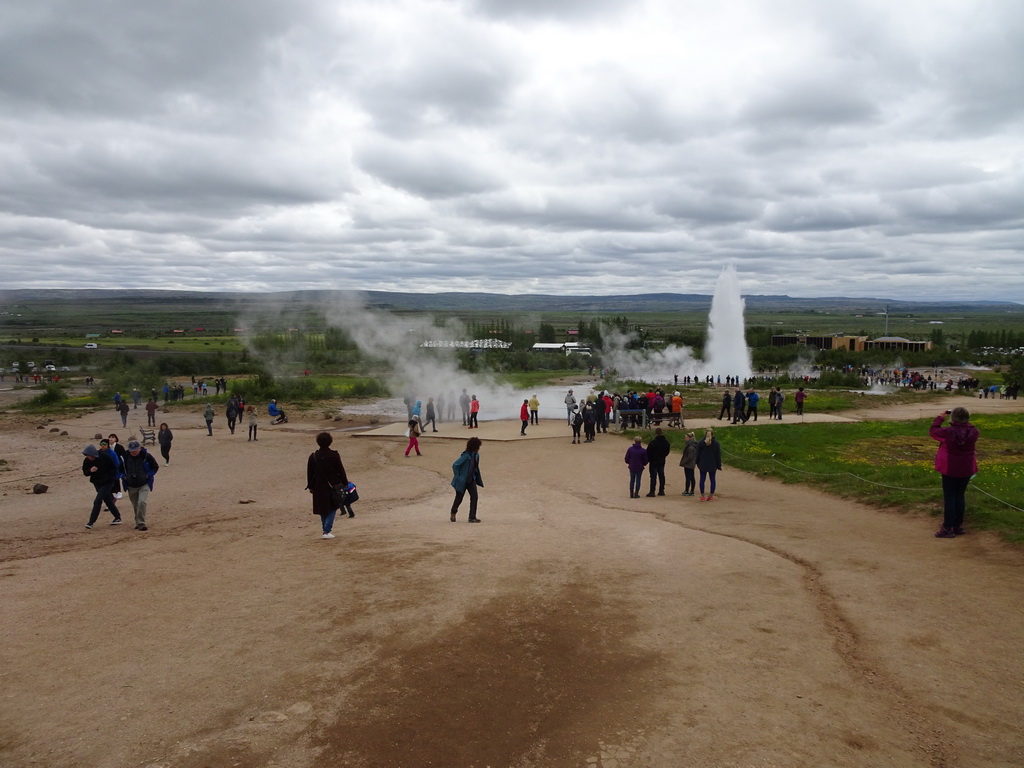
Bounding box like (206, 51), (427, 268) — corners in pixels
(0, 288), (1020, 314)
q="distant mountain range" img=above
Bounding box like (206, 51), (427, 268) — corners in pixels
(0, 288), (1020, 314)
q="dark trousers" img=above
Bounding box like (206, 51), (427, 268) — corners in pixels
(941, 474), (971, 530)
(530, 409), (538, 424)
(718, 404), (730, 420)
(684, 468), (695, 494)
(648, 462), (666, 494)
(248, 424), (257, 440)
(89, 483), (119, 525)
(160, 445), (171, 463)
(521, 419), (528, 435)
(227, 416), (236, 434)
(746, 406), (758, 421)
(451, 484), (479, 519)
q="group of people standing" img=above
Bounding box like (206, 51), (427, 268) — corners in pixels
(624, 428), (723, 501)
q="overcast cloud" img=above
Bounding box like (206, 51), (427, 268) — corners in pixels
(1, 0), (1022, 300)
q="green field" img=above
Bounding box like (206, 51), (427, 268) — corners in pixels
(643, 415), (1024, 542)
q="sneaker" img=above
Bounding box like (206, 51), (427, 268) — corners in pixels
(707, 496), (714, 502)
(699, 496), (706, 502)
(322, 532), (335, 539)
(111, 519), (122, 525)
(137, 524), (148, 531)
(935, 527), (956, 538)
(114, 492), (123, 499)
(85, 524), (93, 529)
(468, 518), (481, 523)
(953, 527), (966, 536)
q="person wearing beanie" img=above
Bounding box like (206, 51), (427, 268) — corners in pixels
(81, 445), (121, 529)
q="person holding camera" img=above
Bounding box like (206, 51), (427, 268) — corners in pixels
(930, 407), (979, 538)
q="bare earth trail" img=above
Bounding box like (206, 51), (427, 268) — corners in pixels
(1, 396), (1022, 767)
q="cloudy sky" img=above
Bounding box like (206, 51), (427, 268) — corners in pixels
(1, 0), (1022, 300)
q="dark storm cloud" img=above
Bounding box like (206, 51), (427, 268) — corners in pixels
(0, 0), (1021, 301)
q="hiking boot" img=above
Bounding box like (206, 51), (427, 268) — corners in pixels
(934, 527), (956, 538)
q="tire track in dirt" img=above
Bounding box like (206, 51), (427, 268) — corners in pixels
(628, 504), (958, 768)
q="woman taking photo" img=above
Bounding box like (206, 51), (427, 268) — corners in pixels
(930, 407), (979, 538)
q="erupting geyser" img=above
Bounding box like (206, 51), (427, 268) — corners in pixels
(705, 263), (752, 380)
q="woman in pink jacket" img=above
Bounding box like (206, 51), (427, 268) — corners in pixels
(929, 407), (979, 538)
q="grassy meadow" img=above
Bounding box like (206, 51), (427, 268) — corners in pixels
(649, 415), (1024, 542)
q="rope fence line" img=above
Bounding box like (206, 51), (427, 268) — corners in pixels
(719, 445), (1023, 510)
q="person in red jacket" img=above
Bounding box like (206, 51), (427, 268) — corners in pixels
(930, 407), (979, 538)
(520, 399), (529, 436)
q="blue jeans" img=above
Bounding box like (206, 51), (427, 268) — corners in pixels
(629, 470), (644, 496)
(699, 469), (717, 496)
(320, 509), (337, 534)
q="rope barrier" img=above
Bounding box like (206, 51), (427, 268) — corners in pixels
(718, 445), (1020, 506)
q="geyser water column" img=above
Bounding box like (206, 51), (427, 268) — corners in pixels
(704, 264), (752, 381)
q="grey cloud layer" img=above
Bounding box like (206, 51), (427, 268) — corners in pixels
(0, 0), (1021, 300)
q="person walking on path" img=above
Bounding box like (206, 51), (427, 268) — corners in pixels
(645, 427), (671, 496)
(624, 435), (648, 499)
(520, 399), (530, 436)
(246, 405), (258, 441)
(468, 395), (480, 428)
(423, 397), (438, 432)
(203, 403), (215, 436)
(745, 388), (760, 422)
(122, 439), (159, 531)
(145, 397), (159, 427)
(529, 394), (540, 425)
(306, 431), (350, 539)
(81, 444), (121, 528)
(225, 398), (240, 435)
(450, 436), (484, 523)
(732, 389), (746, 424)
(157, 422), (173, 466)
(695, 428), (722, 501)
(718, 391), (731, 421)
(116, 399), (130, 427)
(107, 434), (127, 499)
(930, 407), (979, 538)
(405, 419), (422, 456)
(679, 432), (697, 496)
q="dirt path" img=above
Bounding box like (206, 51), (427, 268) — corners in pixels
(1, 398), (1022, 767)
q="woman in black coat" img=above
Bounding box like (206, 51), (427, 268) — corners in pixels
(306, 431), (349, 539)
(695, 428), (722, 501)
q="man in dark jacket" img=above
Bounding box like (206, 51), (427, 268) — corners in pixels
(718, 391), (731, 421)
(646, 428), (672, 496)
(82, 444), (121, 528)
(732, 390), (746, 424)
(122, 439), (160, 531)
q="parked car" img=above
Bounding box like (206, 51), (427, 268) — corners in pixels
(60, 366), (71, 372)
(84, 343), (97, 349)
(44, 365), (56, 372)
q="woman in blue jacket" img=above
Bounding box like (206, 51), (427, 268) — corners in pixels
(451, 437), (484, 522)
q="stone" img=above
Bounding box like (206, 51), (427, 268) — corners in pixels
(33, 484), (48, 494)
